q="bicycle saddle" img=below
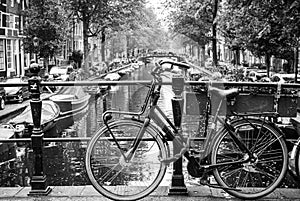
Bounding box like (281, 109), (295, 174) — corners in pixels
(209, 87), (239, 98)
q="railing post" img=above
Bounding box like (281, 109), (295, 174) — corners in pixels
(27, 63), (52, 196)
(168, 74), (188, 195)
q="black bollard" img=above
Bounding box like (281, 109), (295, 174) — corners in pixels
(168, 75), (188, 195)
(27, 63), (52, 196)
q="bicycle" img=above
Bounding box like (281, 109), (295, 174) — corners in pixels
(85, 59), (288, 200)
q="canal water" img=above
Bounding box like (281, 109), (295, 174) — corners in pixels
(0, 65), (176, 187)
(1, 64), (300, 188)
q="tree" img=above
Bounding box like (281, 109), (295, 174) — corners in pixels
(219, 0), (300, 76)
(23, 0), (67, 72)
(61, 0), (145, 70)
(165, 0), (220, 66)
(123, 7), (169, 54)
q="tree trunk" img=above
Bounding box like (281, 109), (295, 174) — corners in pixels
(201, 45), (205, 67)
(212, 0), (219, 67)
(294, 47), (299, 82)
(265, 54), (271, 77)
(44, 57), (49, 73)
(101, 30), (106, 63)
(83, 17), (89, 72)
(235, 49), (240, 65)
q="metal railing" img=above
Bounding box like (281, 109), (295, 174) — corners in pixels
(1, 67), (300, 196)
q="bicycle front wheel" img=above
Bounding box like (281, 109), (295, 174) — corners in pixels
(211, 118), (288, 199)
(85, 119), (168, 201)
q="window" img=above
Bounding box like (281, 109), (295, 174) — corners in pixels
(9, 14), (14, 28)
(2, 13), (7, 27)
(0, 40), (4, 71)
(11, 0), (14, 7)
(15, 16), (19, 29)
(7, 39), (11, 68)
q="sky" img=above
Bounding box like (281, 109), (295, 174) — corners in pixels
(146, 0), (169, 30)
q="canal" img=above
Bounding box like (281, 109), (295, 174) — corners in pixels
(1, 64), (300, 188)
(0, 64), (176, 187)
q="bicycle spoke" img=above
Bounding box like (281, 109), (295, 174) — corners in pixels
(86, 120), (168, 200)
(259, 151), (284, 163)
(251, 165), (277, 181)
(221, 166), (244, 179)
(212, 119), (288, 199)
(94, 162), (121, 184)
(103, 166), (126, 184)
(255, 138), (280, 157)
(239, 171), (250, 187)
(255, 162), (282, 177)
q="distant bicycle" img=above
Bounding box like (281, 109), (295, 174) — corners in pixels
(85, 59), (288, 200)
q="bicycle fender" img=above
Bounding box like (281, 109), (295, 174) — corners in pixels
(230, 117), (287, 138)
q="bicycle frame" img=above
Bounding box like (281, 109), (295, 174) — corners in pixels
(86, 62), (289, 200)
(102, 75), (270, 169)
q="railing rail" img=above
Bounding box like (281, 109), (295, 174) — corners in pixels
(1, 70), (300, 196)
(0, 79), (300, 88)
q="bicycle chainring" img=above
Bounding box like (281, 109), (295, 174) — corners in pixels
(187, 157), (205, 178)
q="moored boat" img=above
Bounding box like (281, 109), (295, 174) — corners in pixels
(49, 86), (91, 118)
(0, 125), (16, 163)
(8, 100), (61, 138)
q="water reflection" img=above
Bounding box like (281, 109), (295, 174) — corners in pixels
(1, 65), (299, 188)
(1, 66), (174, 187)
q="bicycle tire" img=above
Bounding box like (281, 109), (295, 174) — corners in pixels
(85, 119), (168, 201)
(211, 118), (288, 199)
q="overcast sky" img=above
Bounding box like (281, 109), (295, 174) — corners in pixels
(146, 0), (169, 29)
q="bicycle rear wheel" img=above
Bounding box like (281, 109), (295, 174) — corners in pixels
(85, 119), (168, 201)
(211, 118), (288, 199)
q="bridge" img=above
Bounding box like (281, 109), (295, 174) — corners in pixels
(0, 64), (300, 198)
(139, 53), (186, 63)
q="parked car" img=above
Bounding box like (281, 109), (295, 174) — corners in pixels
(48, 65), (76, 81)
(4, 77), (30, 103)
(0, 86), (6, 109)
(271, 73), (300, 83)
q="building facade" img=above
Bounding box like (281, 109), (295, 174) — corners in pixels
(0, 0), (29, 78)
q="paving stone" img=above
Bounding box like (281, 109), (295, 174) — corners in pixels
(0, 186), (299, 200)
(15, 187), (31, 197)
(50, 186), (84, 197)
(79, 185), (100, 196)
(0, 187), (23, 197)
(278, 188), (300, 199)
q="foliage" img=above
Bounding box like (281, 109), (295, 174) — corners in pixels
(164, 0), (220, 66)
(124, 7), (169, 52)
(22, 0), (67, 59)
(61, 0), (146, 65)
(165, 0), (212, 46)
(219, 0), (300, 61)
